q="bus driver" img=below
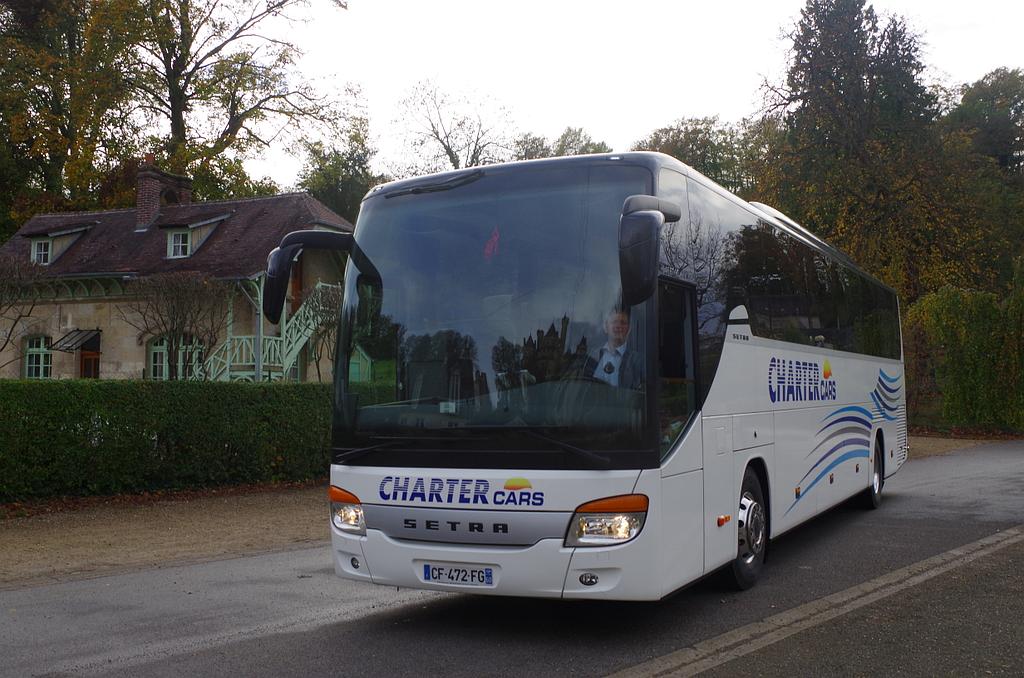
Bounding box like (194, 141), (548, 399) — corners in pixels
(587, 307), (643, 389)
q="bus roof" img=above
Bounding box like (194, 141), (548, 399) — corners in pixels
(362, 151), (897, 298)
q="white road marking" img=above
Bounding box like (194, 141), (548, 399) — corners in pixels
(56, 587), (445, 676)
(608, 525), (1024, 678)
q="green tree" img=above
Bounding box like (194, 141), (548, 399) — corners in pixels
(0, 0), (145, 238)
(942, 68), (1024, 284)
(762, 0), (997, 301)
(734, 115), (786, 202)
(511, 127), (611, 161)
(551, 127), (611, 156)
(632, 116), (748, 194)
(297, 116), (384, 223)
(948, 68), (1024, 172)
(512, 132), (552, 160)
(190, 155), (278, 201)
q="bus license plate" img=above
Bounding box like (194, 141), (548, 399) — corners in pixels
(422, 562), (494, 587)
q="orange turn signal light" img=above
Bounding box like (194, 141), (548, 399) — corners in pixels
(329, 486), (361, 504)
(717, 515), (731, 527)
(575, 494), (649, 513)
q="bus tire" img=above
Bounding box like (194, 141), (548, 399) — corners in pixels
(729, 466), (768, 590)
(860, 438), (885, 510)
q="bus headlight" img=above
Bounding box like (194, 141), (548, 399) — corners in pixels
(329, 486), (365, 536)
(565, 494), (648, 547)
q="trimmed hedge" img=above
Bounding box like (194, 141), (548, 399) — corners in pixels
(0, 380), (332, 502)
(904, 260), (1024, 431)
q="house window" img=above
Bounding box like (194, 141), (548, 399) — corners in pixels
(24, 336), (52, 378)
(149, 338), (167, 379)
(168, 230), (190, 258)
(32, 239), (51, 265)
(148, 337), (203, 379)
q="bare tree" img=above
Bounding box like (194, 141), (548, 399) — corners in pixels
(0, 254), (43, 370)
(135, 0), (347, 170)
(659, 213), (729, 333)
(394, 80), (513, 176)
(302, 283), (343, 382)
(119, 271), (231, 379)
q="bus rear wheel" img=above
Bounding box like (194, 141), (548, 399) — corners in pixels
(729, 467), (767, 590)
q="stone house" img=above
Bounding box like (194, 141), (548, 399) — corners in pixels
(0, 157), (352, 382)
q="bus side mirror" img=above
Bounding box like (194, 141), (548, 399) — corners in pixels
(622, 195), (682, 223)
(263, 229), (354, 324)
(619, 195), (676, 307)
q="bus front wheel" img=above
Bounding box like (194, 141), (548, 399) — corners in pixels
(860, 439), (885, 509)
(729, 467), (767, 590)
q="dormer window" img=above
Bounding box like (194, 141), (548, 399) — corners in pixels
(32, 239), (51, 265)
(168, 230), (190, 258)
(158, 213), (227, 258)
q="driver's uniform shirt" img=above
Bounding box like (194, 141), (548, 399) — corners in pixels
(593, 343), (624, 387)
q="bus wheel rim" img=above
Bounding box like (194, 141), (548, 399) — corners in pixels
(738, 491), (766, 564)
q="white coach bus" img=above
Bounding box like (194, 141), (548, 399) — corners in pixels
(263, 152), (907, 600)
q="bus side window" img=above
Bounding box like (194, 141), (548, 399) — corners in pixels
(658, 278), (697, 454)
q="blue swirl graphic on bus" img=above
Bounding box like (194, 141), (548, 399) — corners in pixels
(785, 370), (903, 515)
(870, 370), (902, 422)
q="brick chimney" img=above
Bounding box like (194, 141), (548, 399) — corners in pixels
(135, 153), (194, 229)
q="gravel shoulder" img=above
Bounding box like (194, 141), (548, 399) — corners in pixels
(0, 435), (1001, 589)
(907, 434), (987, 458)
(0, 485), (328, 590)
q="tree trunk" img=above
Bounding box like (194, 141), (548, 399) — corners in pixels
(168, 85), (188, 170)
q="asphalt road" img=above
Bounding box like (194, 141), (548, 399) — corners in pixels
(2, 441), (1023, 678)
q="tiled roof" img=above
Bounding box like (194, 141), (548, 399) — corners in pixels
(0, 193), (352, 280)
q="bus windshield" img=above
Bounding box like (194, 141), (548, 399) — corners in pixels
(333, 162), (657, 469)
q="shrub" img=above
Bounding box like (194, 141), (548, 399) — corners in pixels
(904, 263), (1024, 431)
(0, 381), (331, 502)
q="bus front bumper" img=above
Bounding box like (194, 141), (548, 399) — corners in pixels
(331, 528), (663, 600)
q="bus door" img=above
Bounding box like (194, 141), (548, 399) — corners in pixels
(657, 278), (708, 585)
(657, 278), (698, 454)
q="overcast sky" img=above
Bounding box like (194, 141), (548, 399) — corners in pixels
(246, 0), (1023, 187)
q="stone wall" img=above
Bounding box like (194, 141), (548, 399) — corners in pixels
(1, 268), (345, 382)
(0, 299), (146, 379)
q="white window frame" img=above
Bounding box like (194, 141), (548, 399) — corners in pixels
(150, 339), (167, 380)
(32, 239), (52, 265)
(149, 337), (203, 380)
(167, 230), (191, 258)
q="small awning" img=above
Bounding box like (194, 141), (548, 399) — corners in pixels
(52, 329), (101, 353)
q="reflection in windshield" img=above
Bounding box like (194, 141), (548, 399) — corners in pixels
(334, 163), (655, 464)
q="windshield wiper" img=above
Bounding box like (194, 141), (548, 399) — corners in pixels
(384, 169), (484, 198)
(521, 430), (612, 468)
(334, 441), (398, 464)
